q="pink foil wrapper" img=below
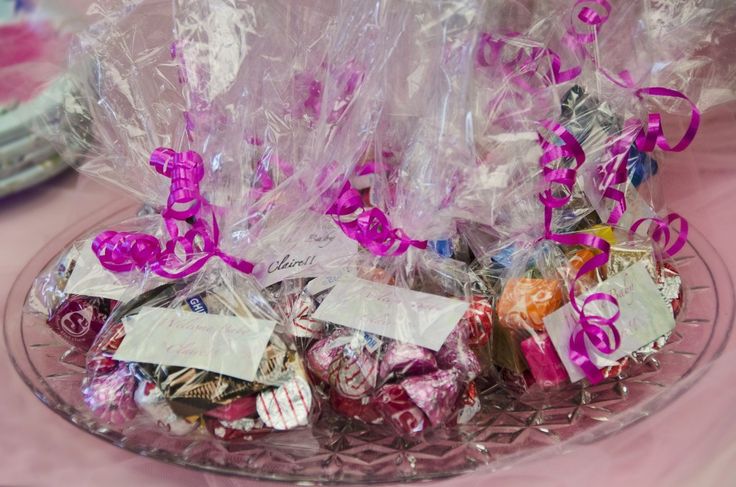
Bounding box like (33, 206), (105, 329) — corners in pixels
(401, 369), (460, 427)
(374, 383), (428, 435)
(378, 341), (437, 381)
(306, 330), (350, 384)
(83, 366), (138, 425)
(331, 347), (379, 399)
(205, 395), (258, 421)
(437, 325), (482, 381)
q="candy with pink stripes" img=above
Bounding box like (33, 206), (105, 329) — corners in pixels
(256, 377), (312, 430)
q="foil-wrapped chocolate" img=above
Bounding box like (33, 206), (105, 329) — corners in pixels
(462, 295), (493, 347)
(141, 365), (268, 418)
(330, 345), (379, 399)
(306, 330), (351, 384)
(47, 295), (112, 351)
(206, 416), (267, 441)
(374, 384), (428, 436)
(286, 292), (325, 338)
(401, 369), (460, 427)
(256, 377), (313, 430)
(456, 381), (481, 425)
(378, 341), (437, 381)
(134, 380), (198, 436)
(436, 325), (481, 381)
(83, 366), (138, 425)
(658, 263), (683, 316)
(607, 240), (657, 281)
(329, 389), (382, 424)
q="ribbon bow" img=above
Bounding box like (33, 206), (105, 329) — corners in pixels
(92, 147), (254, 279)
(326, 181), (427, 256)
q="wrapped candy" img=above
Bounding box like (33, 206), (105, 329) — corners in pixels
(39, 0), (409, 442)
(285, 1), (492, 436)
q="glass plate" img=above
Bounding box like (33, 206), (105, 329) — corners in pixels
(4, 201), (734, 483)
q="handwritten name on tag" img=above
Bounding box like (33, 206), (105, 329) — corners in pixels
(544, 261), (675, 382)
(114, 307), (276, 382)
(312, 276), (469, 351)
(253, 215), (358, 288)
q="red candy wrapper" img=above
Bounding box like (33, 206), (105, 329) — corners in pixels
(47, 295), (111, 351)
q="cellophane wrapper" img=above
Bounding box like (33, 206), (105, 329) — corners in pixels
(457, 0), (735, 393)
(37, 0), (408, 441)
(273, 1), (496, 437)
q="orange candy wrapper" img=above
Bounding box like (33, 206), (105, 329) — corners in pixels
(496, 278), (564, 332)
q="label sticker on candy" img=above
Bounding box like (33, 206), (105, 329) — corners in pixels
(313, 276), (470, 351)
(252, 215), (359, 288)
(114, 307), (276, 382)
(65, 240), (167, 301)
(544, 262), (676, 382)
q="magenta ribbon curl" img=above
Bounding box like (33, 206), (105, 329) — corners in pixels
(326, 181), (427, 257)
(537, 120), (621, 384)
(92, 147), (254, 279)
(478, 1), (698, 383)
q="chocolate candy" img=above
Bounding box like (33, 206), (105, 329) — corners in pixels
(141, 365), (268, 418)
(401, 369), (460, 427)
(520, 333), (569, 388)
(462, 295), (493, 346)
(306, 330), (351, 384)
(134, 380), (197, 436)
(83, 366), (138, 425)
(374, 384), (428, 435)
(497, 278), (563, 331)
(206, 416), (267, 441)
(286, 293), (324, 338)
(608, 241), (657, 281)
(456, 381), (481, 425)
(437, 325), (481, 381)
(379, 341), (436, 381)
(206, 395), (258, 421)
(47, 295), (110, 351)
(658, 263), (683, 317)
(256, 377), (313, 430)
(329, 389), (382, 424)
(331, 346), (379, 399)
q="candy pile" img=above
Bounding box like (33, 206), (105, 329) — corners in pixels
(24, 0), (733, 447)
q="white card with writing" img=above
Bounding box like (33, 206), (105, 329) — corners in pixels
(64, 241), (167, 301)
(305, 272), (348, 295)
(544, 261), (675, 382)
(252, 214), (359, 288)
(312, 276), (469, 351)
(114, 307), (276, 382)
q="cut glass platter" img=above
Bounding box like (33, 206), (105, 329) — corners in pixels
(4, 200), (733, 483)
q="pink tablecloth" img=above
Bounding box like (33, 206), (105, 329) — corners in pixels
(1, 103), (735, 486)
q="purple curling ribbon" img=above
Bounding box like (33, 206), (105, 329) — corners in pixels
(326, 181), (427, 256)
(92, 147), (254, 279)
(537, 120), (621, 384)
(630, 213), (689, 259)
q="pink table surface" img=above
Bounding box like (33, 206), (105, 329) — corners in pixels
(1, 103), (735, 486)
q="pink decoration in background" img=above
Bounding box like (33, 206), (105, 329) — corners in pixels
(0, 20), (67, 104)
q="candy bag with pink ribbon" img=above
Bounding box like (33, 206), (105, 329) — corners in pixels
(272, 1), (497, 437)
(457, 0), (732, 393)
(34, 0), (406, 441)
